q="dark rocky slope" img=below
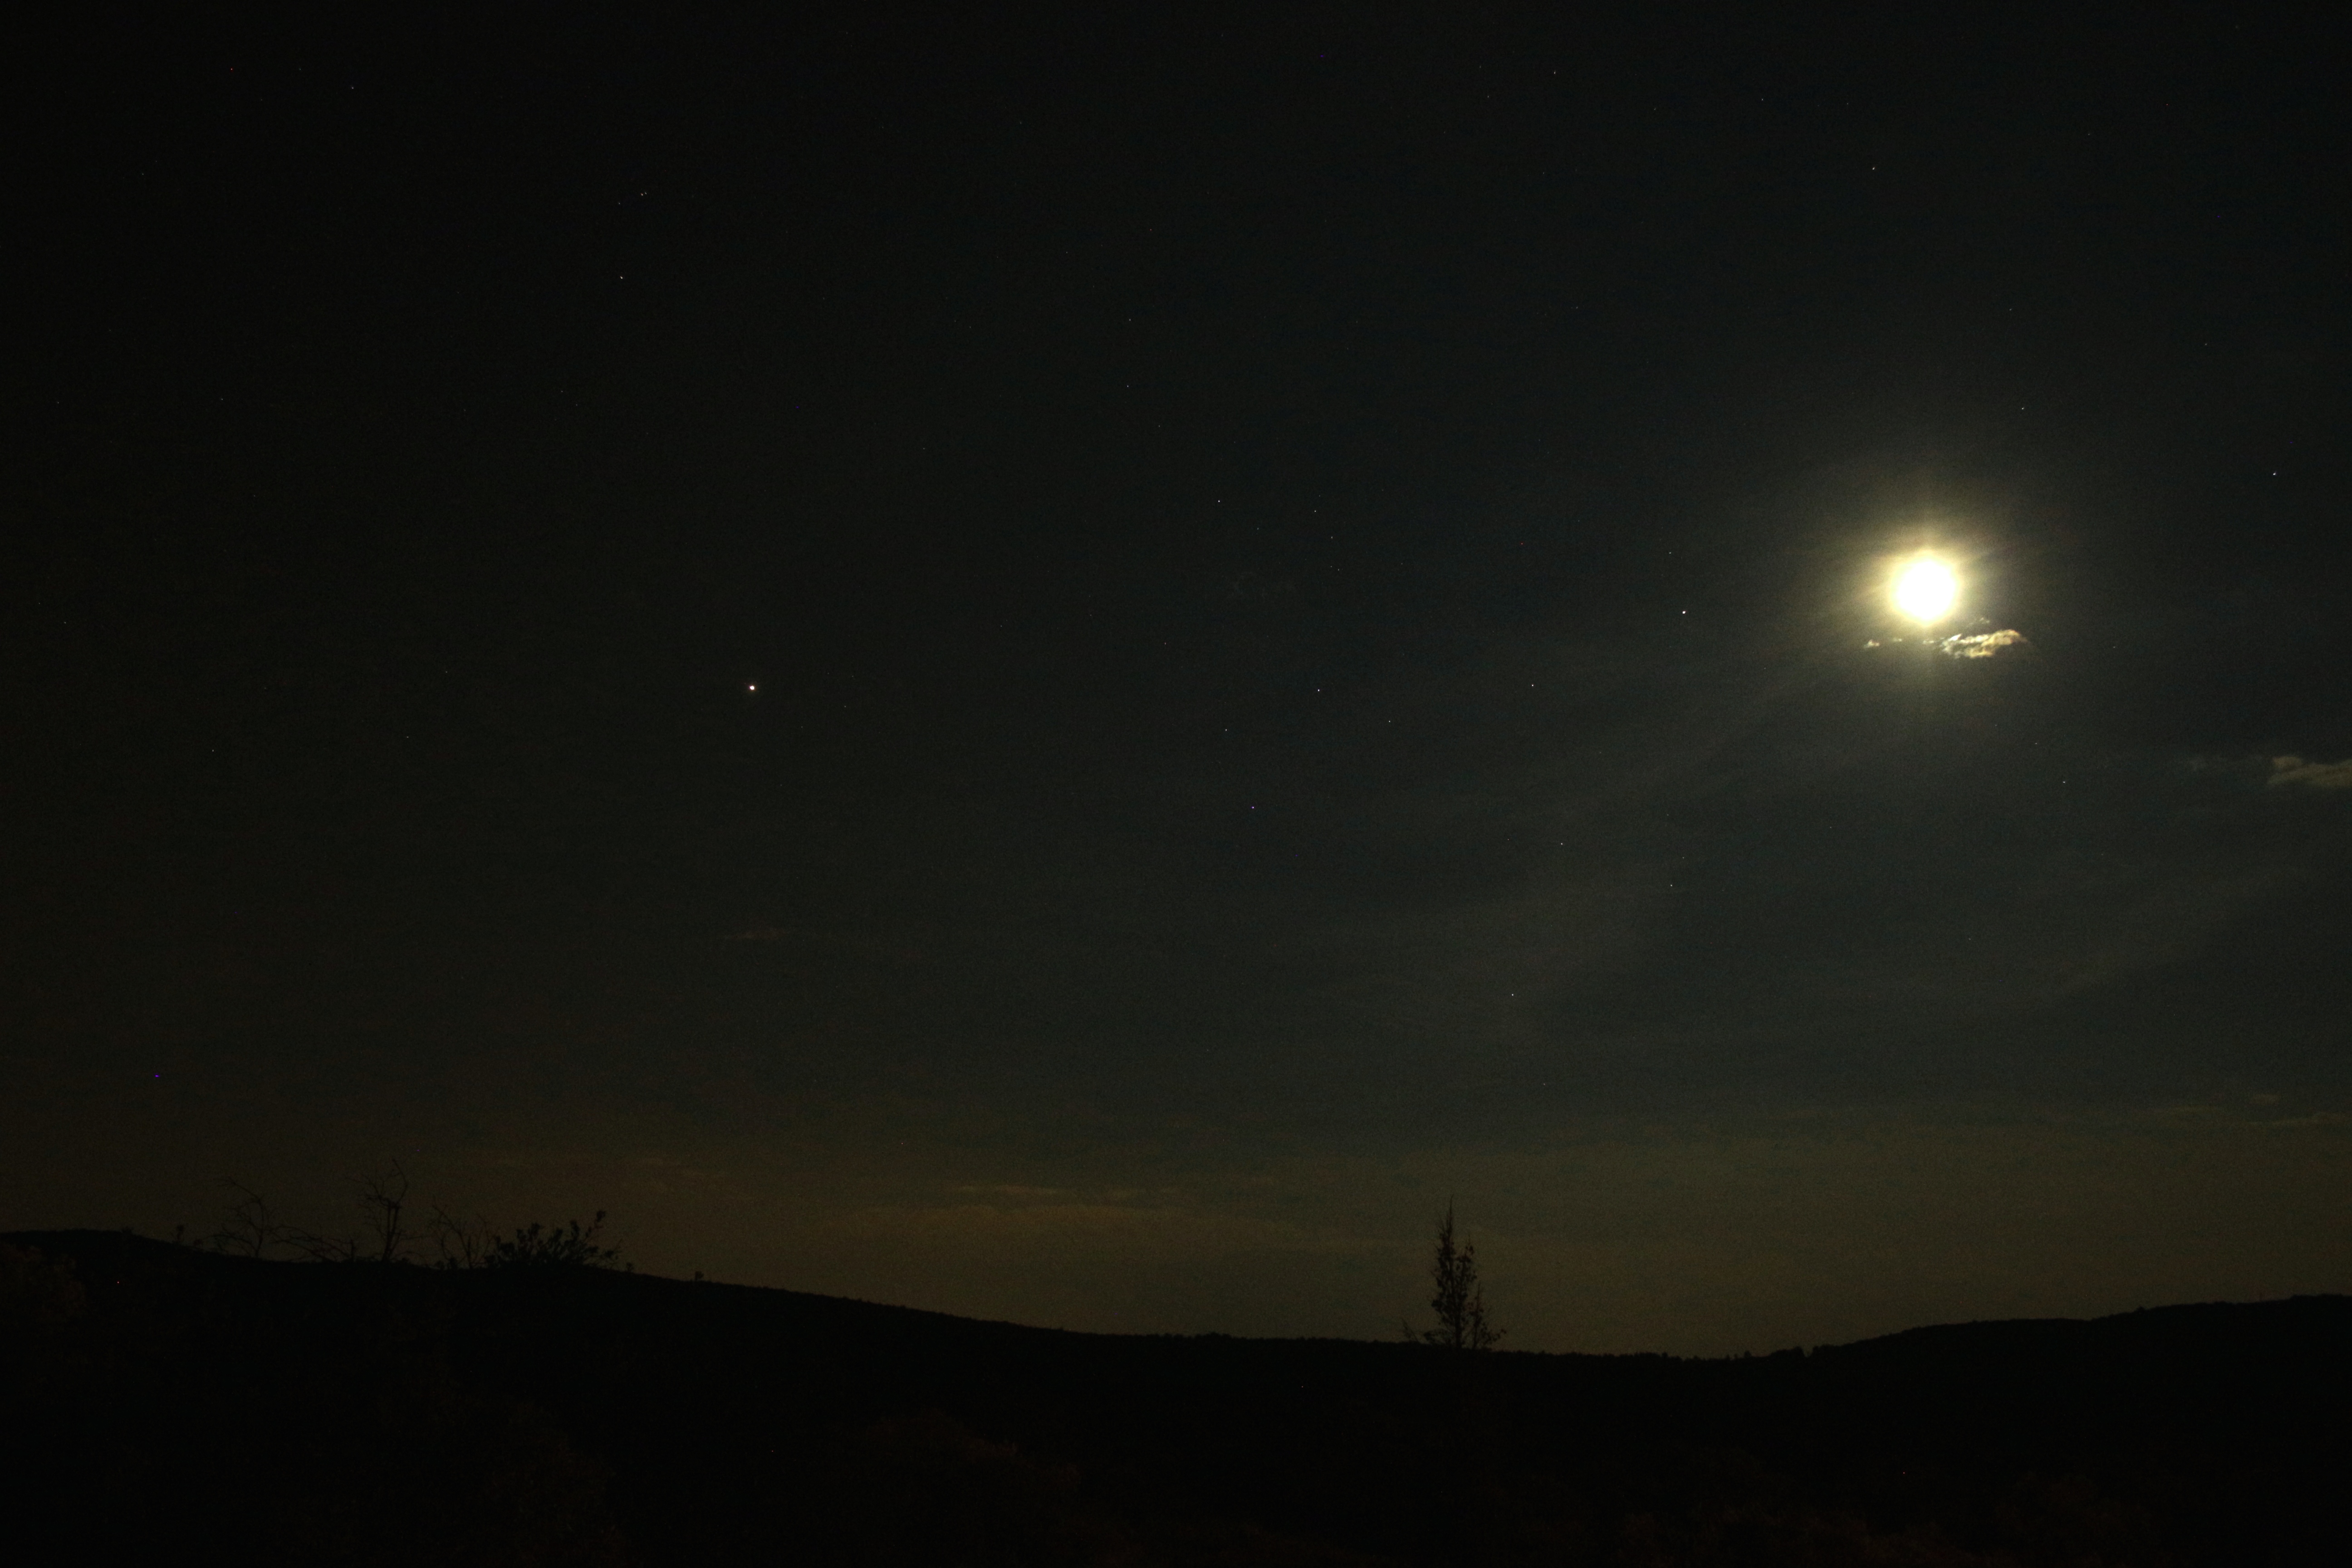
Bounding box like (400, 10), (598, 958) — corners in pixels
(4, 1230), (2342, 1565)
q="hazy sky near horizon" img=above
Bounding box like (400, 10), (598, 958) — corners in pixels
(6, 8), (2349, 1352)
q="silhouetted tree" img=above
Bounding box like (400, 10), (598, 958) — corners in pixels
(428, 1205), (493, 1269)
(1405, 1202), (1503, 1351)
(208, 1180), (284, 1257)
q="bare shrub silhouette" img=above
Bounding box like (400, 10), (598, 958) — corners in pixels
(208, 1180), (286, 1258)
(199, 1168), (622, 1273)
(284, 1164), (421, 1264)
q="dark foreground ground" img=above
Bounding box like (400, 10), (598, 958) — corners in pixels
(2, 1231), (2343, 1566)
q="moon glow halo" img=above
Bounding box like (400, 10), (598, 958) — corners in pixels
(1891, 557), (1959, 624)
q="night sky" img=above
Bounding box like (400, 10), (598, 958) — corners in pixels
(7, 9), (2349, 1353)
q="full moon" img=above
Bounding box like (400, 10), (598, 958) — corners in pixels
(1891, 557), (1958, 623)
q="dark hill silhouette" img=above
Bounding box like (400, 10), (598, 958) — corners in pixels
(3, 1229), (2343, 1566)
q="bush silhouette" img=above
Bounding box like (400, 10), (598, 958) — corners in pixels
(472, 1213), (622, 1270)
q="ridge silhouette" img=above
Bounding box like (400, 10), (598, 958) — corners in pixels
(5, 1229), (2343, 1566)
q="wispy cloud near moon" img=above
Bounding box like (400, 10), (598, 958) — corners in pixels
(2269, 756), (2352, 790)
